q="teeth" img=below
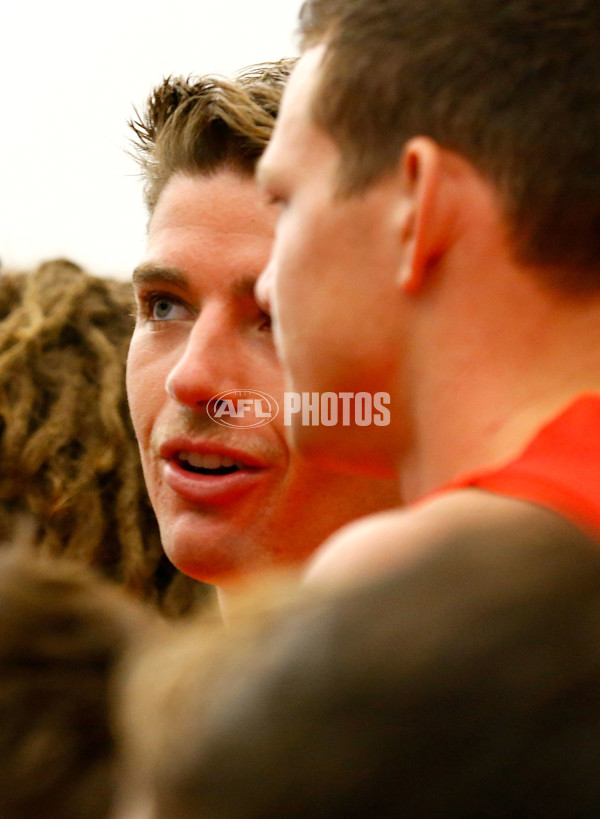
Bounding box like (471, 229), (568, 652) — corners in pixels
(179, 451), (241, 470)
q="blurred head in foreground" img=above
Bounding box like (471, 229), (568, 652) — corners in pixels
(117, 505), (600, 818)
(0, 546), (151, 819)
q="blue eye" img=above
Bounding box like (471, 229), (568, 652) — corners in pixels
(139, 293), (191, 322)
(152, 297), (176, 320)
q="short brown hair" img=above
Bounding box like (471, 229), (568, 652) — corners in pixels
(130, 59), (295, 213)
(298, 0), (600, 288)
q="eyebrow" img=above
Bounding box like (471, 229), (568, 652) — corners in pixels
(132, 263), (187, 288)
(132, 264), (258, 302)
(230, 275), (258, 300)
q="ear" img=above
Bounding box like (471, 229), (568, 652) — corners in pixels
(395, 137), (445, 294)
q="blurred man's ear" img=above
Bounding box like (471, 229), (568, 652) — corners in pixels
(395, 137), (453, 294)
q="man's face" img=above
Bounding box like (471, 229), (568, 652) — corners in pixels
(127, 169), (396, 583)
(256, 47), (407, 474)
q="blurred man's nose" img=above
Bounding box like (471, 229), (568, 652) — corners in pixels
(255, 258), (275, 317)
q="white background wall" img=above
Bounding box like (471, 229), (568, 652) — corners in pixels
(0, 0), (302, 279)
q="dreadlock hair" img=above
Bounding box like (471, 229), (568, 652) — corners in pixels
(129, 58), (296, 213)
(0, 259), (207, 617)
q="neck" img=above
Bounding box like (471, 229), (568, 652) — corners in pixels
(398, 261), (600, 502)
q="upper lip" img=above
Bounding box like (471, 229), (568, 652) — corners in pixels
(159, 437), (273, 469)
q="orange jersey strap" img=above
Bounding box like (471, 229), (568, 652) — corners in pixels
(424, 394), (600, 540)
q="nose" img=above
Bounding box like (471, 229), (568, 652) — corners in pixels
(165, 306), (241, 408)
(255, 258), (275, 316)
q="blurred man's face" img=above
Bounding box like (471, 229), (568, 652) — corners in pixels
(127, 169), (396, 584)
(256, 47), (406, 475)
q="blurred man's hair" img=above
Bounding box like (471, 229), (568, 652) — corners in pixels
(0, 547), (152, 819)
(298, 0), (600, 289)
(130, 59), (295, 213)
(0, 259), (206, 616)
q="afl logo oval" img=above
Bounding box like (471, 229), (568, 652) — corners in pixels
(207, 390), (280, 428)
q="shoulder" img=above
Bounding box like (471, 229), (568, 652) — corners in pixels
(304, 489), (551, 590)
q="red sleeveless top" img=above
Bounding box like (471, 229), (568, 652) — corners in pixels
(425, 394), (600, 540)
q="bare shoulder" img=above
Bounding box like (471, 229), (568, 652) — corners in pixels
(304, 489), (549, 590)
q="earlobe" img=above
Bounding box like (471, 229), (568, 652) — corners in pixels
(395, 137), (443, 294)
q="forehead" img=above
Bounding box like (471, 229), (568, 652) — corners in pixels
(258, 45), (336, 189)
(142, 170), (277, 289)
(149, 170), (276, 242)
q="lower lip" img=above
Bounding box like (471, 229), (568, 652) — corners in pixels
(163, 459), (267, 504)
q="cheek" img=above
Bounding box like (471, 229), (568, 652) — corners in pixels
(272, 239), (310, 335)
(273, 207), (314, 286)
(126, 330), (168, 443)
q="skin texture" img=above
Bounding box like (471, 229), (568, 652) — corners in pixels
(127, 169), (397, 591)
(257, 47), (407, 476)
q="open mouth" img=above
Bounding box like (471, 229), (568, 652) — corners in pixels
(177, 451), (247, 477)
